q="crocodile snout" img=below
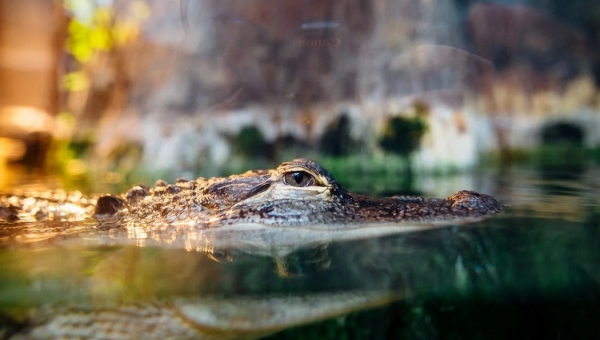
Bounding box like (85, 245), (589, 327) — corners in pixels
(447, 190), (504, 215)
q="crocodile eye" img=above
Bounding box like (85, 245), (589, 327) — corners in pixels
(283, 171), (316, 187)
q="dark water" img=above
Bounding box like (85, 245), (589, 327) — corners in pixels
(1, 166), (600, 339)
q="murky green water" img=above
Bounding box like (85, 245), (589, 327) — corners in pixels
(1, 166), (599, 339)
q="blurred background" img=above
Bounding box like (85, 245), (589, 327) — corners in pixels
(1, 0), (600, 197)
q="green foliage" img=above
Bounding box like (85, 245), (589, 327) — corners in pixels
(317, 154), (417, 195)
(379, 115), (427, 157)
(319, 114), (353, 157)
(62, 1), (150, 91)
(65, 5), (117, 64)
(233, 126), (270, 158)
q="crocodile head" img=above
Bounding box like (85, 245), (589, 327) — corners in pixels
(97, 158), (503, 230)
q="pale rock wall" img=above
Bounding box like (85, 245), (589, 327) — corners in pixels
(61, 0), (600, 174)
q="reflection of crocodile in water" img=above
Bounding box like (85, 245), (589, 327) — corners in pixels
(1, 159), (503, 229)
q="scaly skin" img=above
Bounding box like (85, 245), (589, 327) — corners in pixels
(1, 159), (503, 229)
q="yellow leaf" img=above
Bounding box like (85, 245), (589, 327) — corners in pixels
(62, 72), (90, 92)
(68, 41), (94, 62)
(90, 27), (113, 50)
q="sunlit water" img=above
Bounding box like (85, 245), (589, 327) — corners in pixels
(1, 166), (599, 339)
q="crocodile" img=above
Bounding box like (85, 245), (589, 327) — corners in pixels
(1, 158), (502, 231)
(1, 158), (503, 229)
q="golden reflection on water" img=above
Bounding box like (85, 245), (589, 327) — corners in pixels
(127, 225), (149, 246)
(184, 229), (215, 253)
(117, 222), (217, 254)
